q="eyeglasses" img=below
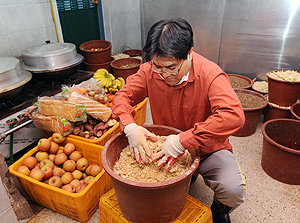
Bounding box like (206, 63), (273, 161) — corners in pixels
(150, 60), (184, 75)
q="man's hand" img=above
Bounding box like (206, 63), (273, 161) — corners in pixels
(124, 123), (158, 163)
(152, 134), (185, 171)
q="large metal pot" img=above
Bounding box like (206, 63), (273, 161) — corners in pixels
(21, 40), (84, 80)
(0, 57), (32, 102)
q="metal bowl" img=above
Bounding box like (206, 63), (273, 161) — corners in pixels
(0, 57), (32, 102)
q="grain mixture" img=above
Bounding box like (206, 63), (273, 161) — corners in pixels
(113, 136), (193, 183)
(228, 76), (250, 88)
(252, 81), (268, 93)
(267, 70), (300, 82)
(236, 93), (266, 108)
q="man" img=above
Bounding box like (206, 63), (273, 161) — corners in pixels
(112, 17), (246, 223)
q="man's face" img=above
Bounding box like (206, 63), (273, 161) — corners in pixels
(151, 54), (190, 86)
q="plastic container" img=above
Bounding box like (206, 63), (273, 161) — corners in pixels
(261, 118), (300, 185)
(68, 97), (148, 145)
(267, 70), (300, 107)
(263, 103), (291, 123)
(9, 136), (113, 222)
(233, 89), (268, 137)
(101, 125), (201, 223)
(290, 102), (300, 120)
(79, 40), (112, 64)
(110, 57), (141, 81)
(84, 57), (114, 73)
(99, 188), (212, 223)
(227, 74), (254, 89)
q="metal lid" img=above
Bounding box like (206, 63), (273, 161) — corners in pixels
(22, 40), (76, 58)
(0, 57), (20, 73)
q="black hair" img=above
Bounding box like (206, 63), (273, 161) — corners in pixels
(143, 17), (194, 62)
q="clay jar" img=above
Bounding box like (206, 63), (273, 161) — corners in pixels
(233, 89), (268, 137)
(263, 103), (291, 123)
(227, 74), (254, 89)
(101, 125), (200, 223)
(261, 118), (300, 185)
(110, 57), (141, 81)
(79, 40), (112, 64)
(290, 102), (300, 120)
(267, 70), (300, 107)
(123, 49), (142, 57)
(84, 57), (114, 73)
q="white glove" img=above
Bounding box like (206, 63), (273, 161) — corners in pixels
(124, 123), (158, 163)
(152, 134), (185, 171)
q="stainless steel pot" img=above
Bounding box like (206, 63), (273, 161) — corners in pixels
(0, 57), (32, 102)
(21, 40), (84, 80)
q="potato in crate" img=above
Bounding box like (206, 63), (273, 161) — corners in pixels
(9, 136), (113, 222)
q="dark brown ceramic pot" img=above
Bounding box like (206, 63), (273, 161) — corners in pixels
(233, 89), (268, 137)
(267, 71), (300, 107)
(79, 40), (112, 64)
(110, 57), (141, 81)
(227, 74), (254, 89)
(261, 118), (300, 185)
(290, 102), (300, 120)
(263, 103), (291, 122)
(84, 57), (114, 73)
(101, 125), (200, 223)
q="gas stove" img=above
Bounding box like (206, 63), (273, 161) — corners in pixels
(0, 70), (93, 159)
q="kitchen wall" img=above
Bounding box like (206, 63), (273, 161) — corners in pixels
(0, 0), (142, 58)
(0, 0), (63, 58)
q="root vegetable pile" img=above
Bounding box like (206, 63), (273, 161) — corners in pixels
(72, 116), (117, 140)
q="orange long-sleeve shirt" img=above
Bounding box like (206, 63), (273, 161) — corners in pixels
(112, 52), (245, 158)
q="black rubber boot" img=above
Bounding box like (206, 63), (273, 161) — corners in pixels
(210, 198), (232, 223)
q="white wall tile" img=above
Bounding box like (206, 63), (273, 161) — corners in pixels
(0, 36), (12, 57)
(3, 0), (24, 7)
(46, 26), (58, 43)
(25, 3), (45, 30)
(10, 32), (34, 56)
(42, 2), (55, 27)
(31, 28), (49, 46)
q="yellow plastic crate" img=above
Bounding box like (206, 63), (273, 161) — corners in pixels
(9, 137), (113, 222)
(99, 189), (212, 223)
(68, 97), (148, 145)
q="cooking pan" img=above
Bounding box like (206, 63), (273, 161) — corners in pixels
(22, 57), (83, 81)
(21, 40), (84, 80)
(0, 57), (32, 102)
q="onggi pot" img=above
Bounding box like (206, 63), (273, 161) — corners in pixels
(290, 102), (300, 120)
(261, 118), (300, 185)
(79, 40), (112, 64)
(101, 125), (200, 223)
(110, 57), (141, 81)
(267, 70), (300, 107)
(233, 89), (268, 137)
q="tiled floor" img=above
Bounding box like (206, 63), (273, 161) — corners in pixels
(19, 102), (300, 222)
